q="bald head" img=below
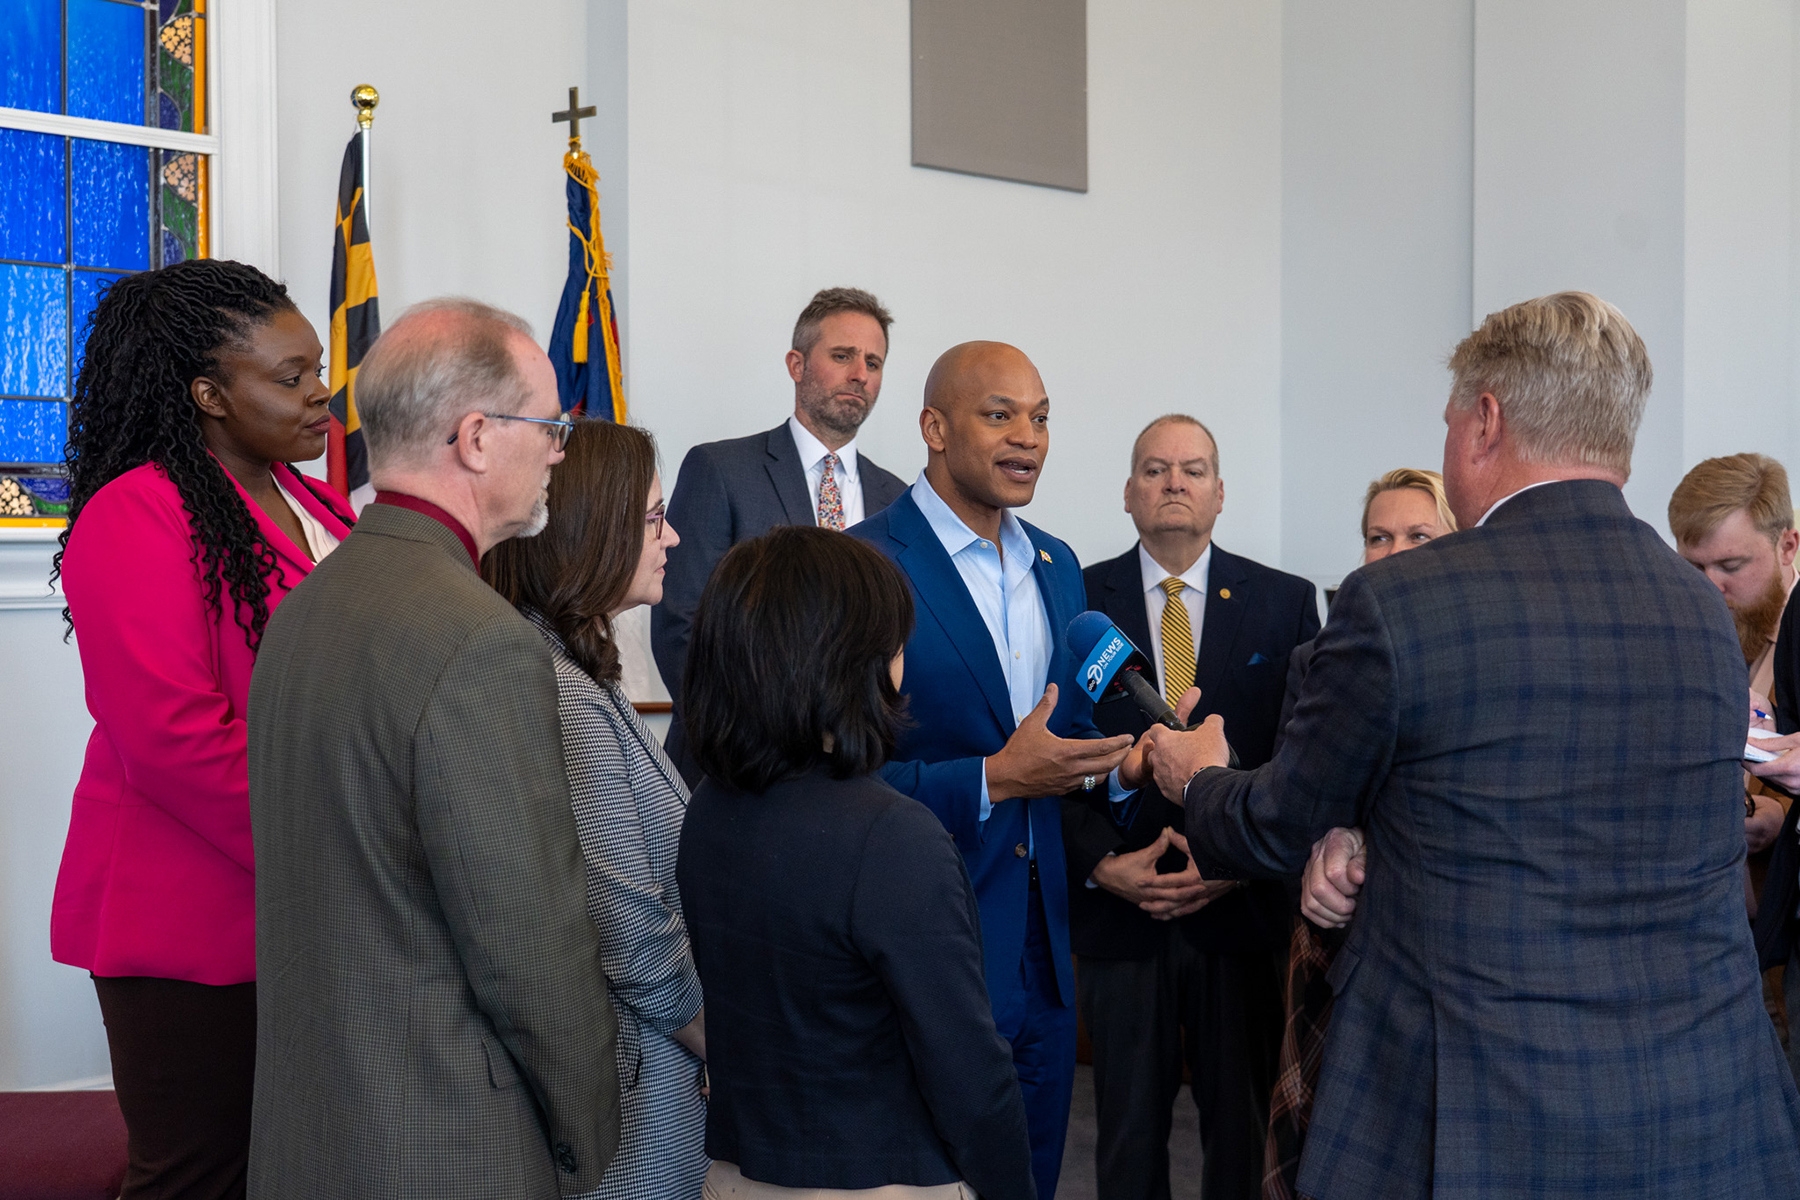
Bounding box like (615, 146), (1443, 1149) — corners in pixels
(919, 341), (1050, 520)
(923, 341), (1044, 416)
(357, 297), (540, 470)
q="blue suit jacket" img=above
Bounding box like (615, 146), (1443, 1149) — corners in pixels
(850, 489), (1108, 1010)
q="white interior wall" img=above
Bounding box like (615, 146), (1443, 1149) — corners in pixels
(1279, 0), (1475, 588)
(619, 0), (1285, 572)
(1685, 0), (1797, 476)
(0, 602), (103, 1090)
(274, 0), (591, 483)
(1473, 0), (1689, 530)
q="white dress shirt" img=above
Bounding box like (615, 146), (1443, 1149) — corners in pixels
(788, 415), (865, 527)
(1476, 479), (1565, 526)
(1139, 542), (1211, 689)
(911, 474), (1127, 848)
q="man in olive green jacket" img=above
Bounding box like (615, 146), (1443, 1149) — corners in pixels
(248, 299), (617, 1198)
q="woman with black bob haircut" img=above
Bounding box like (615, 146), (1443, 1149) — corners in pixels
(678, 525), (1034, 1200)
(49, 257), (352, 1199)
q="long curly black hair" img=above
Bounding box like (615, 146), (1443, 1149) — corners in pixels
(52, 258), (301, 648)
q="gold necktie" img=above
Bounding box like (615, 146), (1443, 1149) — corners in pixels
(1159, 577), (1195, 707)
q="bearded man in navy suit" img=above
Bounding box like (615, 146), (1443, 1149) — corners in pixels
(654, 288), (909, 783)
(850, 342), (1147, 1200)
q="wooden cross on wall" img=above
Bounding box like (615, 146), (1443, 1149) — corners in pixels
(552, 86), (598, 144)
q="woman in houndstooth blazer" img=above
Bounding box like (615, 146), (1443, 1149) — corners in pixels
(485, 420), (705, 1199)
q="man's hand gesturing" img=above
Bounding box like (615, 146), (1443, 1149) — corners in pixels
(985, 684), (1134, 802)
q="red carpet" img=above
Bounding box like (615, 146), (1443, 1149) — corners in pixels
(0, 1091), (128, 1200)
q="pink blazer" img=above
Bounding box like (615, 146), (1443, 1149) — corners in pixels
(52, 461), (354, 985)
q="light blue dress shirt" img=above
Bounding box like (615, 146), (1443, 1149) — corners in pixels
(909, 474), (1128, 852)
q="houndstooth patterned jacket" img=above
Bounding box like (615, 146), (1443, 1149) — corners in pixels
(529, 611), (708, 1200)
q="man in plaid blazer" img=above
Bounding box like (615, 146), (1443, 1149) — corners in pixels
(1147, 292), (1800, 1199)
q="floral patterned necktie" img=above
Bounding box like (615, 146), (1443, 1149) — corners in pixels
(817, 452), (845, 530)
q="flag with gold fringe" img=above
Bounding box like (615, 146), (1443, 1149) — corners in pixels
(327, 129), (380, 501)
(548, 141), (625, 421)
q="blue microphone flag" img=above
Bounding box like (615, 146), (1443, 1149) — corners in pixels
(1067, 610), (1146, 703)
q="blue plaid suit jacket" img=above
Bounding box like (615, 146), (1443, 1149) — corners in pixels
(1185, 480), (1800, 1200)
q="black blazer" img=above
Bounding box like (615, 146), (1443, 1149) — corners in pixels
(1754, 587), (1800, 969)
(679, 770), (1033, 1200)
(651, 423), (908, 783)
(1063, 543), (1320, 958)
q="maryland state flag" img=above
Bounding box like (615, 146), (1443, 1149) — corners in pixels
(327, 130), (380, 501)
(548, 144), (625, 420)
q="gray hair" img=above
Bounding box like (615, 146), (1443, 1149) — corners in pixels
(1447, 291), (1651, 476)
(1131, 413), (1219, 477)
(357, 297), (537, 468)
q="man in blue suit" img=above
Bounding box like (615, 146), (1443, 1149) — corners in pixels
(850, 341), (1140, 1200)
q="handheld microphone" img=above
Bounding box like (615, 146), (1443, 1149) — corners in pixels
(1066, 610), (1238, 766)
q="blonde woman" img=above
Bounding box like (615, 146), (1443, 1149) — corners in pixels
(1261, 469), (1455, 1200)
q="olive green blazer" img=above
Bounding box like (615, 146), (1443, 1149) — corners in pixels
(248, 502), (619, 1198)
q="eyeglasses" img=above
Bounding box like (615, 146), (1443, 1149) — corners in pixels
(646, 500), (667, 539)
(446, 411), (575, 450)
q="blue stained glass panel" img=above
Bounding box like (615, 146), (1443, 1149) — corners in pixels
(0, 400), (69, 465)
(72, 138), (150, 270)
(0, 128), (67, 265)
(68, 0), (148, 126)
(0, 0), (62, 115)
(71, 270), (124, 378)
(0, 264), (69, 399)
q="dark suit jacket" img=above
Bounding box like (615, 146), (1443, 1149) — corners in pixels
(247, 505), (619, 1199)
(1064, 544), (1319, 958)
(680, 770), (1034, 1200)
(1754, 586), (1800, 968)
(652, 422), (908, 782)
(1184, 481), (1800, 1200)
(850, 489), (1110, 1009)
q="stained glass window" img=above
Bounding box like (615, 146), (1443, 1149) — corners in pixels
(0, 0), (211, 482)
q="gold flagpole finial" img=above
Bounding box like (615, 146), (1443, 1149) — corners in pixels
(552, 86), (598, 148)
(352, 84), (379, 130)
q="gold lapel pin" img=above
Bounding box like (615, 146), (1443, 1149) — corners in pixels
(1039, 549), (1052, 564)
(1219, 587), (1231, 600)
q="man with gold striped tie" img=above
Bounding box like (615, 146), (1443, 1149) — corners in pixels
(1068, 413), (1320, 1200)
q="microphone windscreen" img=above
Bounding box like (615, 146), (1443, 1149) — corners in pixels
(1066, 610), (1118, 661)
(1067, 611), (1151, 703)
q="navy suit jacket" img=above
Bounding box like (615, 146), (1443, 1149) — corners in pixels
(850, 489), (1109, 1010)
(1185, 481), (1800, 1200)
(1065, 544), (1318, 959)
(652, 422), (907, 782)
